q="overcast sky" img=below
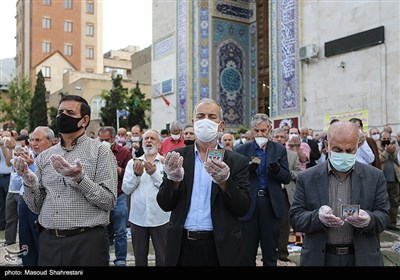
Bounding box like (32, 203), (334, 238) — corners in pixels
(0, 0), (152, 59)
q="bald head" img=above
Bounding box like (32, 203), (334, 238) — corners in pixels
(327, 121), (359, 153)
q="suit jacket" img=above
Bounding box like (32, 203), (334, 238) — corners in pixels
(235, 141), (291, 220)
(285, 149), (301, 205)
(156, 145), (250, 266)
(289, 161), (390, 266)
(379, 144), (400, 181)
(306, 139), (321, 168)
(366, 137), (381, 169)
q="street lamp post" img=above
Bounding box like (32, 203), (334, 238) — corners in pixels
(116, 109), (129, 129)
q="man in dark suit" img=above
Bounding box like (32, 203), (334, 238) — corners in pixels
(235, 113), (291, 266)
(157, 98), (250, 266)
(300, 127), (321, 169)
(289, 121), (389, 266)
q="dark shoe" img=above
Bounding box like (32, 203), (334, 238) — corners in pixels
(2, 241), (16, 246)
(279, 257), (291, 262)
(387, 225), (400, 231)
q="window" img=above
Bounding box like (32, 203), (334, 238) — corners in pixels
(42, 42), (51, 53)
(45, 91), (50, 103)
(42, 17), (51, 29)
(86, 24), (94, 36)
(43, 0), (51, 5)
(64, 21), (73, 32)
(85, 47), (94, 59)
(64, 0), (72, 9)
(42, 66), (51, 78)
(91, 96), (106, 120)
(86, 1), (94, 14)
(64, 44), (73, 56)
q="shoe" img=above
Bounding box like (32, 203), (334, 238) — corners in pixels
(2, 242), (16, 246)
(278, 257), (291, 262)
(387, 225), (400, 231)
(114, 260), (126, 267)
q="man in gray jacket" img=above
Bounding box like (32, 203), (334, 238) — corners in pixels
(289, 121), (389, 266)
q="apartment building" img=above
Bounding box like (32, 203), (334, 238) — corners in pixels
(16, 0), (103, 95)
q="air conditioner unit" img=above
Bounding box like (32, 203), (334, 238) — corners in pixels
(299, 44), (319, 61)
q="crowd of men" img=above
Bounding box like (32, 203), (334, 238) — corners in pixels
(0, 95), (399, 267)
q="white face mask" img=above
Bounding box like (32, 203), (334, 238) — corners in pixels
(307, 135), (313, 140)
(171, 133), (181, 141)
(132, 137), (140, 142)
(371, 134), (380, 141)
(289, 134), (298, 141)
(194, 119), (220, 143)
(102, 141), (111, 149)
(255, 137), (268, 148)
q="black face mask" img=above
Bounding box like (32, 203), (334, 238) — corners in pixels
(56, 113), (84, 133)
(381, 140), (391, 148)
(184, 140), (195, 146)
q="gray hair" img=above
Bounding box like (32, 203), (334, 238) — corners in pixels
(193, 98), (224, 121)
(169, 121), (182, 131)
(98, 126), (116, 137)
(33, 126), (55, 140)
(143, 129), (162, 143)
(251, 113), (272, 127)
(271, 127), (286, 137)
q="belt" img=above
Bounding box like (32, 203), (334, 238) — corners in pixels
(45, 226), (101, 238)
(0, 173), (10, 177)
(184, 230), (214, 240)
(257, 189), (268, 197)
(325, 244), (355, 255)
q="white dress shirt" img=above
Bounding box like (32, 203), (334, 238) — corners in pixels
(122, 154), (170, 227)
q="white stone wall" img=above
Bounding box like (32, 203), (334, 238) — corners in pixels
(300, 1), (399, 134)
(151, 0), (178, 131)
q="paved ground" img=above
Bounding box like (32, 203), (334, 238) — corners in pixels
(1, 211), (399, 267)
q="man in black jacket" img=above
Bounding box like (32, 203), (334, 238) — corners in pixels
(300, 127), (321, 168)
(157, 98), (250, 266)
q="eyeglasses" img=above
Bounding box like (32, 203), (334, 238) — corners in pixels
(252, 114), (272, 124)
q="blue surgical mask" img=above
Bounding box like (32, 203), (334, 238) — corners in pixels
(329, 151), (356, 172)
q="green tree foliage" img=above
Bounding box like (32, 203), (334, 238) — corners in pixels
(235, 125), (249, 139)
(29, 71), (48, 131)
(0, 77), (32, 131)
(100, 74), (129, 129)
(47, 92), (67, 135)
(126, 81), (151, 129)
(48, 106), (58, 135)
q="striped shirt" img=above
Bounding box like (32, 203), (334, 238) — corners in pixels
(23, 134), (118, 230)
(327, 163), (354, 245)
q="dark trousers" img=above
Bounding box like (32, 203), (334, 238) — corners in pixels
(0, 175), (11, 228)
(387, 181), (399, 226)
(5, 193), (19, 244)
(277, 189), (290, 259)
(241, 195), (281, 266)
(38, 226), (107, 266)
(177, 232), (220, 266)
(324, 253), (355, 266)
(130, 222), (168, 266)
(18, 196), (39, 266)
